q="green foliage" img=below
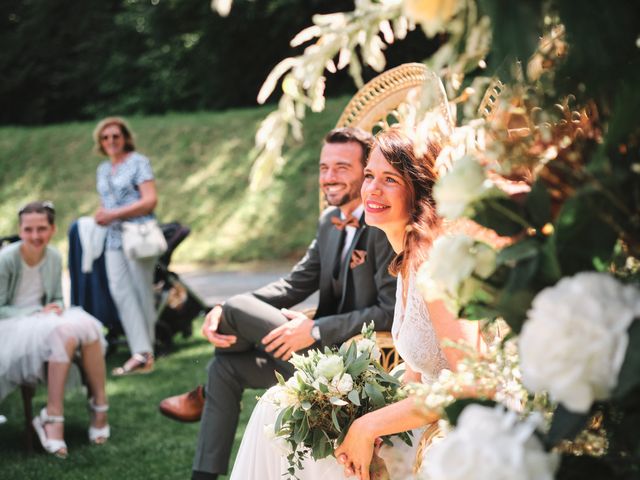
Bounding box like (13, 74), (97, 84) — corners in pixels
(544, 404), (591, 450)
(553, 190), (619, 275)
(472, 196), (527, 236)
(613, 321), (640, 401)
(274, 330), (407, 476)
(443, 398), (497, 426)
(0, 98), (348, 264)
(0, 0), (435, 125)
(478, 0), (542, 79)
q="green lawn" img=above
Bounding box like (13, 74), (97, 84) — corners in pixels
(0, 317), (261, 480)
(0, 96), (350, 264)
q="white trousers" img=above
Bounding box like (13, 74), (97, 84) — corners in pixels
(105, 249), (156, 354)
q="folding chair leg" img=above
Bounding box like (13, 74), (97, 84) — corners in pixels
(20, 385), (36, 453)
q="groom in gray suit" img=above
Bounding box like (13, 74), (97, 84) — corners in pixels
(161, 128), (397, 480)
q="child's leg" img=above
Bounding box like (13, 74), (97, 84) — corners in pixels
(44, 334), (77, 449)
(80, 340), (108, 428)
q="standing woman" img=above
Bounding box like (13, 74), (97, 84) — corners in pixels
(93, 117), (159, 375)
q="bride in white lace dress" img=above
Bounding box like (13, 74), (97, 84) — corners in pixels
(230, 128), (483, 479)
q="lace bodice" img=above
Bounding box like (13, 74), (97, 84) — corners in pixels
(391, 273), (449, 383)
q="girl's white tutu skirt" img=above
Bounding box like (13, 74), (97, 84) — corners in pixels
(0, 307), (106, 401)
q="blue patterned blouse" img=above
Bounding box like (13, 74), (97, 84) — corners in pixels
(96, 152), (156, 250)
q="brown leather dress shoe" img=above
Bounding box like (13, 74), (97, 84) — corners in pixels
(159, 386), (205, 422)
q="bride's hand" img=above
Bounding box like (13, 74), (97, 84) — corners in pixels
(335, 418), (375, 480)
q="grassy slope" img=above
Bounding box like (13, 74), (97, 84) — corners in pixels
(0, 318), (257, 480)
(0, 96), (349, 264)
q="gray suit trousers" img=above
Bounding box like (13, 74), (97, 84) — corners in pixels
(192, 294), (295, 475)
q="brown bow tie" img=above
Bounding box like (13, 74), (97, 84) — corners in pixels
(331, 214), (360, 231)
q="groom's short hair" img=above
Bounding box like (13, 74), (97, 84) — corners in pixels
(323, 127), (373, 167)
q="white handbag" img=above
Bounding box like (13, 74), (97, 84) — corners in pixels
(121, 219), (167, 260)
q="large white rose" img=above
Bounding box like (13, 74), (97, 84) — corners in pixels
(268, 385), (299, 409)
(417, 234), (496, 311)
(330, 373), (354, 396)
(423, 405), (557, 480)
(519, 272), (640, 413)
(315, 355), (344, 381)
(434, 154), (499, 219)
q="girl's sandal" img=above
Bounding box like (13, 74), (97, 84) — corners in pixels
(88, 398), (111, 445)
(112, 352), (154, 376)
(32, 407), (68, 459)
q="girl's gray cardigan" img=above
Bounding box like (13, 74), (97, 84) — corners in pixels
(0, 241), (64, 319)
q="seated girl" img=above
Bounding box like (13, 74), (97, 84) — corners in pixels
(0, 201), (110, 458)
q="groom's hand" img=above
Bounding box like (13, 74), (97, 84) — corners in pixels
(201, 304), (237, 348)
(262, 309), (315, 360)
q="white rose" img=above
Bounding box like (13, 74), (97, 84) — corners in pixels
(519, 272), (640, 413)
(356, 338), (382, 361)
(315, 355), (344, 381)
(417, 234), (496, 311)
(423, 405), (557, 480)
(330, 373), (354, 396)
(269, 385), (299, 409)
(434, 155), (498, 219)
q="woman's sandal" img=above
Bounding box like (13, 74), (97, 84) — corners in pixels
(32, 407), (68, 459)
(112, 352), (154, 376)
(88, 398), (111, 445)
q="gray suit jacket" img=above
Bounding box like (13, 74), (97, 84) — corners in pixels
(250, 207), (397, 347)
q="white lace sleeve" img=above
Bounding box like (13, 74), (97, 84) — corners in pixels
(391, 273), (449, 383)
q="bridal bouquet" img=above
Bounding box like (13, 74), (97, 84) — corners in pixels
(267, 322), (410, 478)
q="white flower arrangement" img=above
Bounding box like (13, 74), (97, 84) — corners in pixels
(519, 272), (640, 413)
(433, 154), (501, 220)
(268, 322), (409, 478)
(416, 233), (497, 313)
(423, 404), (558, 480)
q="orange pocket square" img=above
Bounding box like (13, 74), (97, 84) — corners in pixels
(350, 249), (367, 269)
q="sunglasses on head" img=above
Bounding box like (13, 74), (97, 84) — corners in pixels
(100, 133), (123, 141)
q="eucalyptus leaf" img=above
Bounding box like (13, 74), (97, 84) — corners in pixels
(347, 389), (361, 406)
(330, 397), (348, 406)
(275, 405), (292, 432)
(331, 408), (341, 432)
(346, 354), (370, 377)
(364, 382), (385, 407)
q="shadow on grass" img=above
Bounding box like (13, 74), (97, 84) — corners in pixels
(0, 318), (264, 480)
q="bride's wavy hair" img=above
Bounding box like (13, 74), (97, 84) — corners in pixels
(372, 128), (442, 278)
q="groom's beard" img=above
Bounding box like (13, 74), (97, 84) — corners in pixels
(323, 181), (362, 207)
